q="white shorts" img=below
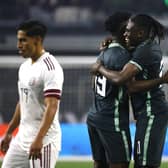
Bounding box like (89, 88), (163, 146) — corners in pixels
(2, 139), (59, 168)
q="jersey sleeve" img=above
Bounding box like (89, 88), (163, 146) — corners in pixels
(129, 45), (150, 71)
(104, 47), (130, 70)
(97, 51), (105, 62)
(43, 58), (64, 99)
(130, 42), (162, 72)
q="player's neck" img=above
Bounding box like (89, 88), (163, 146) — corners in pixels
(110, 36), (119, 43)
(31, 48), (45, 64)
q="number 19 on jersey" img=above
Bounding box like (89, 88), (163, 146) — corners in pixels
(95, 76), (107, 97)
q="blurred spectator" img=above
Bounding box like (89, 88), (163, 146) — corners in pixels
(1, 0), (168, 26)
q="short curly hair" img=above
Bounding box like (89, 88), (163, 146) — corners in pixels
(105, 12), (131, 36)
(17, 20), (47, 39)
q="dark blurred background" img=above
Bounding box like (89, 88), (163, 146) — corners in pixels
(1, 0), (168, 123)
(1, 0), (168, 55)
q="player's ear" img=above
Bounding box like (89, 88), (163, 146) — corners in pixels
(34, 36), (41, 45)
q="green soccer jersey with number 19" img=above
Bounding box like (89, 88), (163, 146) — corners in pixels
(87, 43), (131, 131)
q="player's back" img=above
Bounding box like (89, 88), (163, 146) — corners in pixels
(87, 43), (131, 131)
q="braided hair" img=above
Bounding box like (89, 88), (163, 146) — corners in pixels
(130, 14), (166, 43)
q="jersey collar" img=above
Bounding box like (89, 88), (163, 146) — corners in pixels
(108, 42), (125, 49)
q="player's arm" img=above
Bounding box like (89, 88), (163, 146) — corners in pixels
(127, 70), (168, 93)
(92, 61), (168, 92)
(35, 96), (58, 140)
(91, 60), (139, 85)
(0, 101), (20, 153)
(29, 96), (59, 159)
(92, 60), (168, 92)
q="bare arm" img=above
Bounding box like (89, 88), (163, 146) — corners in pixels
(36, 96), (58, 139)
(127, 70), (168, 93)
(0, 101), (20, 153)
(91, 60), (139, 85)
(29, 96), (59, 159)
(5, 102), (20, 134)
(91, 61), (168, 93)
(91, 61), (168, 92)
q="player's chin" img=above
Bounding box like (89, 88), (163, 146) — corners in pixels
(22, 55), (29, 58)
(125, 39), (129, 46)
(18, 51), (26, 57)
(20, 53), (29, 58)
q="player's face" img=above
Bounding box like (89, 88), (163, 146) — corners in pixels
(17, 30), (37, 58)
(124, 20), (142, 49)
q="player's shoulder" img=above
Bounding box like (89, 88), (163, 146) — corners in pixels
(19, 58), (31, 69)
(104, 43), (129, 59)
(107, 42), (127, 53)
(135, 39), (161, 57)
(41, 52), (62, 71)
(41, 52), (57, 63)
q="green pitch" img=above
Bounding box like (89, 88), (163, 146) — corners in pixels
(0, 161), (168, 167)
(55, 161), (167, 168)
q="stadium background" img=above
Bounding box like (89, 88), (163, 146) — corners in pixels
(0, 0), (168, 165)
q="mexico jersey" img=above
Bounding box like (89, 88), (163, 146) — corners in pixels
(129, 40), (168, 118)
(87, 43), (131, 131)
(16, 52), (64, 152)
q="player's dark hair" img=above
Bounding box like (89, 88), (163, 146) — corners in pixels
(17, 20), (47, 39)
(130, 14), (166, 43)
(105, 12), (131, 37)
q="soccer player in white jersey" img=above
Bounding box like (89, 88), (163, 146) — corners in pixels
(0, 20), (64, 168)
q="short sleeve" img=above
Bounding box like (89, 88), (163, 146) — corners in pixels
(97, 51), (104, 62)
(43, 57), (64, 99)
(129, 44), (150, 71)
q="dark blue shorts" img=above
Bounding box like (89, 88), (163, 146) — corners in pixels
(87, 124), (132, 164)
(134, 113), (168, 167)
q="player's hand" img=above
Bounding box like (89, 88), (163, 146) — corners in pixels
(100, 37), (112, 50)
(0, 134), (12, 153)
(29, 138), (42, 160)
(90, 60), (102, 75)
(161, 70), (168, 83)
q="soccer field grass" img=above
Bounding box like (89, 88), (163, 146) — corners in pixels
(55, 161), (168, 168)
(1, 161), (168, 168)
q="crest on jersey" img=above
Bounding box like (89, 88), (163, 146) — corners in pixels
(29, 77), (36, 86)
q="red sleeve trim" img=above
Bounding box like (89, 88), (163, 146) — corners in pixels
(44, 89), (61, 99)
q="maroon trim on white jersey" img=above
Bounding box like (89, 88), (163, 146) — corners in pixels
(32, 159), (35, 168)
(44, 89), (61, 99)
(42, 144), (51, 168)
(31, 154), (42, 167)
(43, 57), (55, 71)
(30, 144), (51, 168)
(40, 154), (42, 167)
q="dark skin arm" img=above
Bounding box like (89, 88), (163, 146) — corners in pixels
(0, 102), (20, 153)
(91, 60), (168, 93)
(91, 60), (139, 85)
(127, 70), (168, 93)
(29, 96), (59, 160)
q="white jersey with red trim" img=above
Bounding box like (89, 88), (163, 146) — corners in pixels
(16, 52), (64, 152)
